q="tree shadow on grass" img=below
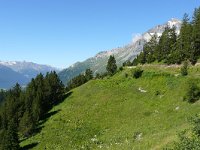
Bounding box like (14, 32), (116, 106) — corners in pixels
(40, 91), (73, 122)
(54, 91), (73, 106)
(20, 92), (73, 149)
(39, 109), (61, 126)
(21, 142), (38, 150)
(36, 92), (73, 132)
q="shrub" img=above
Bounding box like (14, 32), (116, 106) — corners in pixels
(183, 80), (200, 103)
(170, 115), (200, 150)
(171, 131), (200, 150)
(119, 66), (123, 71)
(181, 61), (188, 76)
(155, 90), (161, 96)
(124, 73), (128, 78)
(132, 67), (143, 79)
(191, 115), (200, 136)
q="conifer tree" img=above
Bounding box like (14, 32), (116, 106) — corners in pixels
(32, 73), (44, 120)
(106, 55), (117, 75)
(155, 26), (177, 63)
(132, 56), (139, 66)
(44, 71), (64, 108)
(2, 119), (20, 150)
(176, 13), (193, 61)
(85, 69), (93, 81)
(145, 34), (158, 63)
(19, 110), (34, 137)
(138, 51), (147, 64)
(190, 7), (200, 64)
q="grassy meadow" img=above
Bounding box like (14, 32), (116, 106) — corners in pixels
(21, 64), (200, 150)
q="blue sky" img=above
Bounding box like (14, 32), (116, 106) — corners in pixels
(0, 0), (199, 68)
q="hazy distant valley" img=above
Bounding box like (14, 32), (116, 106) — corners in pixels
(0, 61), (59, 88)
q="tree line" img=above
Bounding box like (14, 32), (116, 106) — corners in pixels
(123, 7), (200, 66)
(0, 71), (64, 150)
(66, 68), (93, 91)
(66, 55), (118, 91)
(1, 6), (199, 150)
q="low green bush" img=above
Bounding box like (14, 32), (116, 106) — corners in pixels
(183, 80), (200, 103)
(132, 67), (143, 79)
(119, 66), (123, 71)
(169, 115), (200, 150)
(181, 61), (188, 76)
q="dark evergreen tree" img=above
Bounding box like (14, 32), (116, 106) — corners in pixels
(32, 73), (44, 121)
(0, 90), (6, 104)
(106, 55), (117, 75)
(190, 7), (200, 65)
(1, 119), (20, 150)
(44, 71), (64, 108)
(140, 34), (158, 64)
(4, 84), (22, 129)
(132, 56), (139, 66)
(146, 35), (157, 63)
(123, 60), (132, 66)
(85, 69), (93, 81)
(176, 13), (193, 62)
(155, 26), (177, 63)
(0, 71), (65, 146)
(67, 74), (87, 89)
(180, 60), (188, 76)
(19, 110), (34, 137)
(138, 51), (147, 64)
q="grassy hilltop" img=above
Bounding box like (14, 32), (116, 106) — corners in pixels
(21, 64), (200, 150)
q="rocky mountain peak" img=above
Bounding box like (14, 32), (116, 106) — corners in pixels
(59, 18), (182, 84)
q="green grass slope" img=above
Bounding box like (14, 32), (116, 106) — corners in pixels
(21, 65), (200, 150)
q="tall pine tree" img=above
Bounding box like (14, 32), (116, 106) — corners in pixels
(1, 119), (20, 150)
(106, 55), (117, 75)
(179, 14), (192, 60)
(190, 7), (200, 64)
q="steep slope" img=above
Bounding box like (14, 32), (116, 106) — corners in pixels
(21, 64), (200, 149)
(59, 18), (182, 85)
(0, 65), (29, 89)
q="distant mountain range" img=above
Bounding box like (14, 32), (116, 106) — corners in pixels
(0, 19), (182, 88)
(58, 18), (182, 85)
(0, 61), (59, 89)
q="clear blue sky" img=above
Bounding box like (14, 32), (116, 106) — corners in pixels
(0, 0), (199, 68)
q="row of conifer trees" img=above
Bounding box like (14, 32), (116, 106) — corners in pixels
(0, 71), (64, 150)
(123, 7), (200, 66)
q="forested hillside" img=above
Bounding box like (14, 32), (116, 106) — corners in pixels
(1, 6), (200, 150)
(133, 8), (200, 66)
(0, 71), (64, 150)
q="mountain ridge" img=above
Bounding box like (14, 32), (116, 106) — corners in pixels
(0, 64), (29, 89)
(59, 18), (182, 85)
(0, 61), (59, 89)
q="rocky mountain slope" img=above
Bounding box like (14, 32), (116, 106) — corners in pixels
(59, 18), (182, 85)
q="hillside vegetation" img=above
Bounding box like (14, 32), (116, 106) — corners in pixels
(21, 64), (200, 149)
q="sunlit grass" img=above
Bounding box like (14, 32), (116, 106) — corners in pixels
(21, 65), (200, 150)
